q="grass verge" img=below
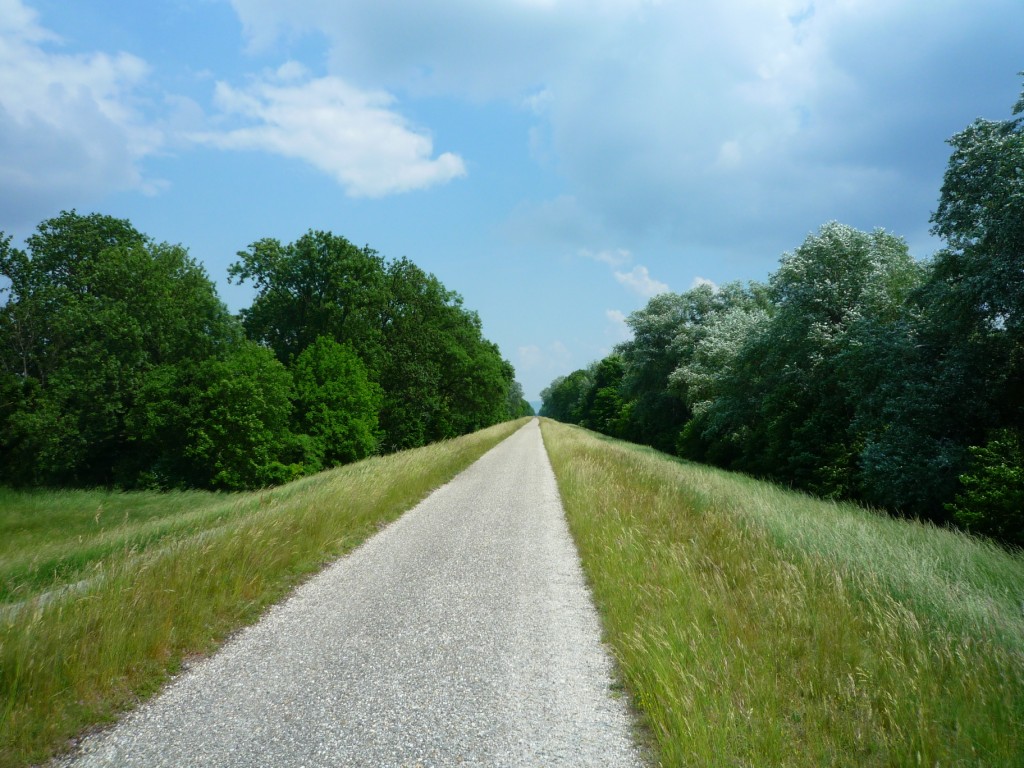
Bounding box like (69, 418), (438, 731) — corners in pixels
(0, 417), (530, 768)
(540, 419), (1024, 767)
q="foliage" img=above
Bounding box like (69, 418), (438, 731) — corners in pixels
(231, 240), (519, 452)
(857, 77), (1024, 519)
(229, 231), (387, 368)
(539, 368), (593, 424)
(615, 291), (701, 451)
(542, 419), (1024, 766)
(1, 214), (525, 491)
(672, 303), (771, 465)
(504, 379), (535, 419)
(291, 336), (381, 467)
(184, 342), (296, 490)
(539, 79), (1024, 545)
(0, 211), (239, 488)
(580, 355), (626, 436)
(947, 430), (1024, 548)
(930, 87), (1024, 344)
(747, 223), (920, 497)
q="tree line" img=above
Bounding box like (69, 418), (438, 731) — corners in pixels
(542, 82), (1024, 548)
(0, 215), (532, 490)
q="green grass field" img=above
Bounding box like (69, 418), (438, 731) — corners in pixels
(0, 417), (530, 768)
(6, 416), (1022, 767)
(541, 419), (1024, 767)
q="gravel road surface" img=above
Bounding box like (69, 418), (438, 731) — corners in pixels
(60, 419), (644, 767)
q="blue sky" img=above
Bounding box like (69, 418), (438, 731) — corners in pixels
(1, 0), (1022, 401)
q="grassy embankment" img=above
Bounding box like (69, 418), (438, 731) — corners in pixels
(541, 419), (1024, 767)
(0, 417), (530, 768)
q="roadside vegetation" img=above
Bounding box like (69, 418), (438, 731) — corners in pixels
(0, 215), (532, 492)
(542, 419), (1024, 766)
(541, 82), (1024, 548)
(0, 417), (529, 768)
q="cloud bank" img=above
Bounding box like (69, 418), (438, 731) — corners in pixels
(228, 0), (1024, 258)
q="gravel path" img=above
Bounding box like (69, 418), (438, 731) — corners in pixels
(60, 419), (645, 767)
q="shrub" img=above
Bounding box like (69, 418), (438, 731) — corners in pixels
(948, 429), (1024, 548)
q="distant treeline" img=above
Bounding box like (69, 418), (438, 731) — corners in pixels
(542, 83), (1024, 547)
(0, 215), (533, 490)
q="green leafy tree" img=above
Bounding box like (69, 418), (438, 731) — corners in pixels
(375, 258), (458, 448)
(580, 355), (626, 436)
(672, 302), (772, 465)
(504, 379), (535, 419)
(857, 79), (1024, 522)
(927, 77), (1024, 438)
(755, 223), (920, 496)
(229, 230), (387, 369)
(232, 238), (514, 452)
(841, 306), (964, 516)
(616, 293), (694, 451)
(291, 336), (381, 467)
(0, 211), (238, 486)
(930, 81), (1024, 345)
(617, 283), (765, 453)
(376, 258), (512, 448)
(672, 224), (919, 497)
(540, 369), (594, 424)
(947, 430), (1024, 548)
(184, 342), (295, 490)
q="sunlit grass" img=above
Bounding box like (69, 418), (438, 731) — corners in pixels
(0, 418), (529, 768)
(541, 419), (1024, 767)
(0, 488), (247, 604)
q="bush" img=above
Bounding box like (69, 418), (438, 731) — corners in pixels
(947, 430), (1024, 548)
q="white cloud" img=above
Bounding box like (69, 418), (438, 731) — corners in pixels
(691, 276), (718, 291)
(579, 248), (631, 267)
(0, 0), (162, 226)
(523, 87), (553, 115)
(614, 265), (669, 298)
(605, 308), (632, 342)
(225, 0), (1024, 260)
(192, 69), (466, 197)
(518, 344), (543, 370)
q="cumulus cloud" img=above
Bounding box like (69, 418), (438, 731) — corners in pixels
(192, 66), (466, 197)
(0, 0), (162, 227)
(226, 0), (1024, 258)
(614, 265), (669, 298)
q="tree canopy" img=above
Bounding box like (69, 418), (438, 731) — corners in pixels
(1, 213), (527, 491)
(540, 79), (1024, 548)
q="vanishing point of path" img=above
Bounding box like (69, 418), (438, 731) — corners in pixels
(62, 420), (645, 767)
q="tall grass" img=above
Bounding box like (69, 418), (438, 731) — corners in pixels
(0, 488), (252, 604)
(540, 419), (1024, 767)
(0, 418), (529, 768)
